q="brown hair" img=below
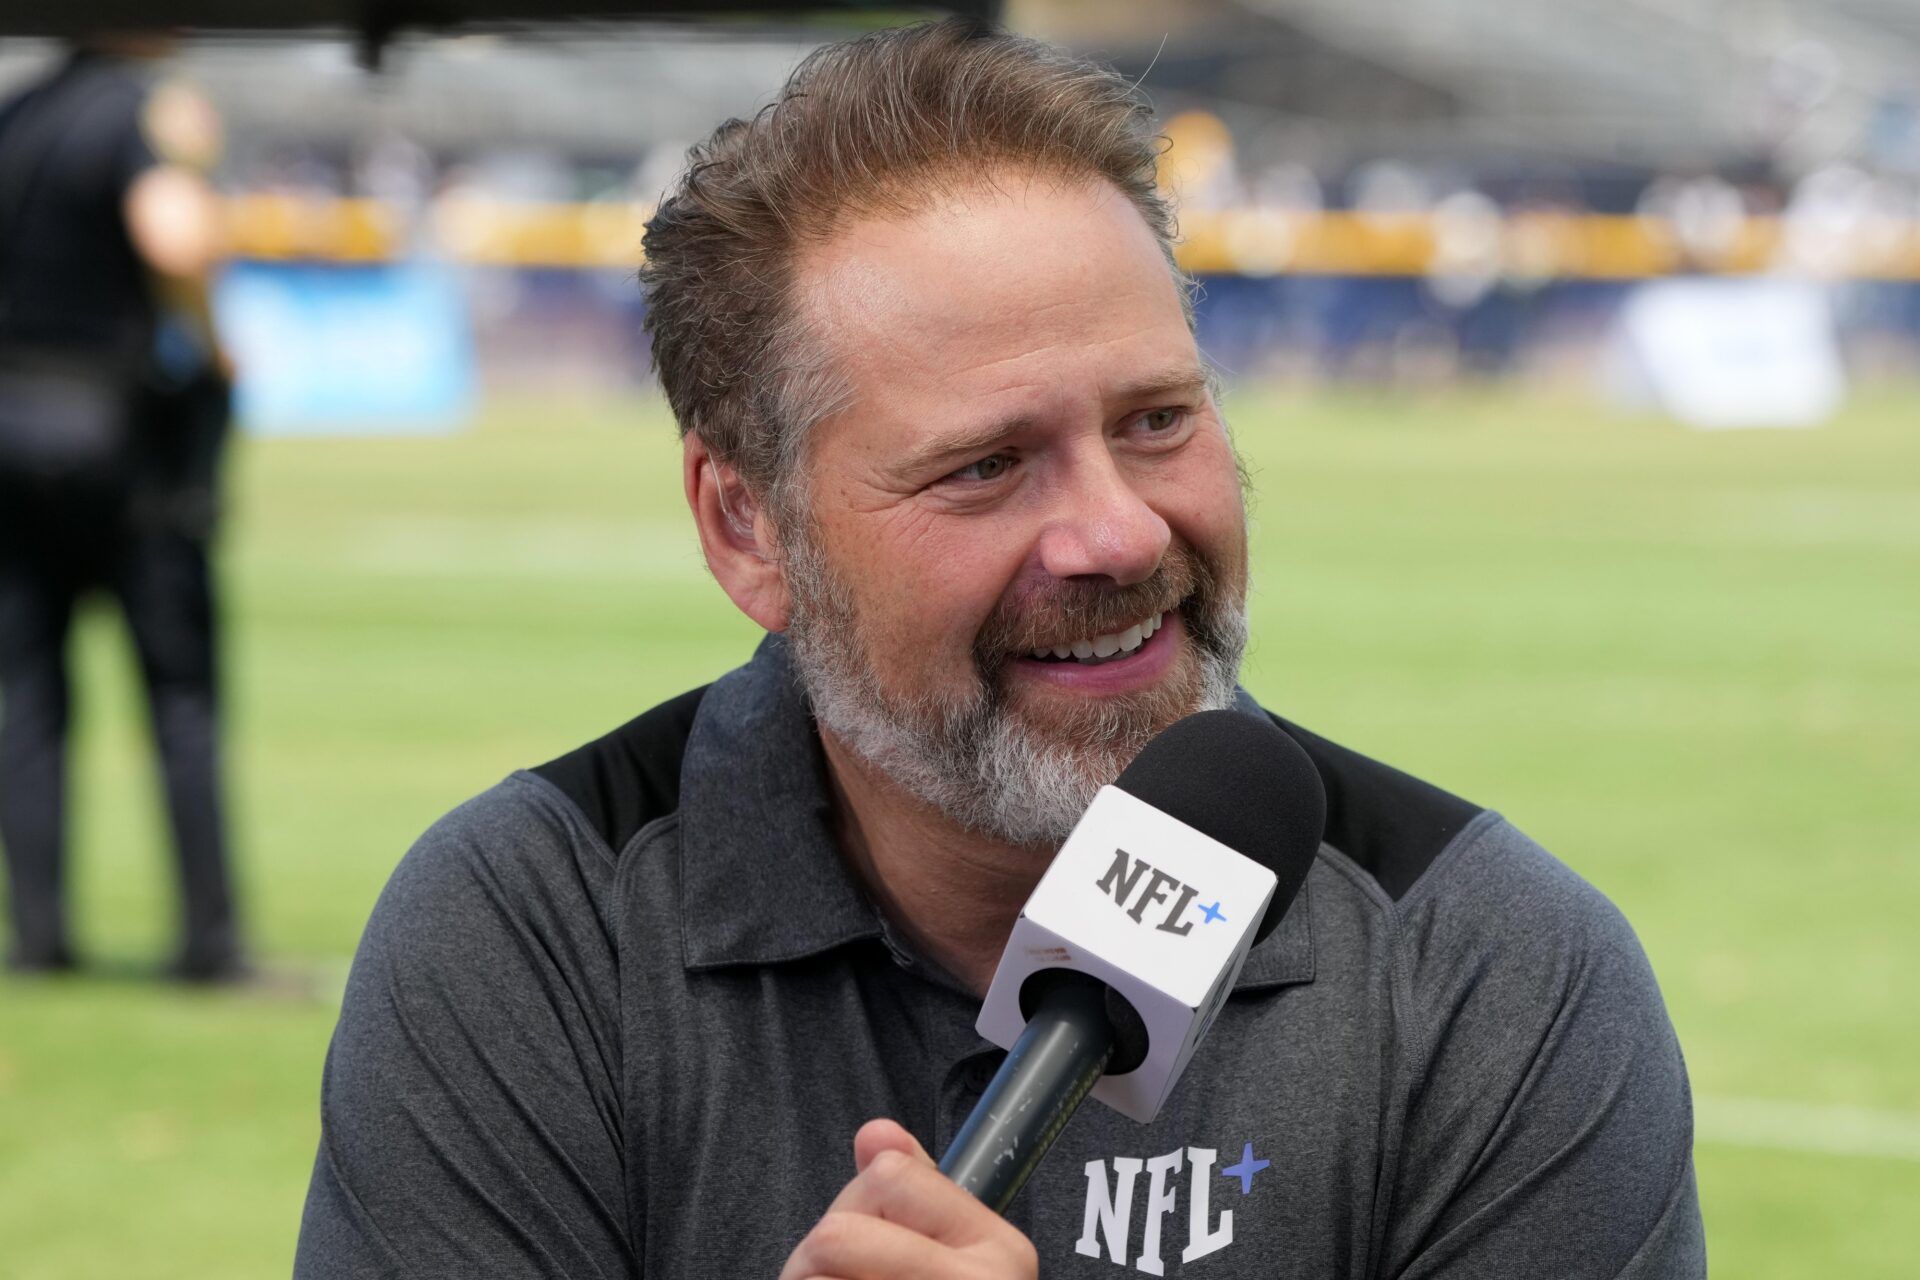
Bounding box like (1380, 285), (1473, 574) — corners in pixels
(639, 18), (1182, 521)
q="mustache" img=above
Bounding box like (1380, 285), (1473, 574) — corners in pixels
(972, 543), (1206, 661)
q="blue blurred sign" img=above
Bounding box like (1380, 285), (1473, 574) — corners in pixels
(216, 261), (475, 436)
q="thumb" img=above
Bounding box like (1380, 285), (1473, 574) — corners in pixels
(852, 1117), (932, 1173)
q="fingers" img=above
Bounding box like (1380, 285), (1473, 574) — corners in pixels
(783, 1203), (1039, 1280)
(778, 1119), (1038, 1280)
(782, 1211), (966, 1280)
(828, 1146), (975, 1241)
(841, 1119), (961, 1245)
(852, 1117), (929, 1174)
(834, 1146), (1035, 1272)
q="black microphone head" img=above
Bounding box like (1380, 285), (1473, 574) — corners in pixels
(1113, 709), (1324, 944)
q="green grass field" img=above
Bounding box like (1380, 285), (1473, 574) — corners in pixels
(1, 385), (1915, 1277)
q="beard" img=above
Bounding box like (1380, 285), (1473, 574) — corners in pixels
(783, 525), (1250, 849)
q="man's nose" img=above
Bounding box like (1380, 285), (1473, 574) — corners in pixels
(1034, 457), (1171, 586)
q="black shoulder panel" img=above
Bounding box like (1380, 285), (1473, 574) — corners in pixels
(531, 685), (710, 855)
(1269, 714), (1484, 902)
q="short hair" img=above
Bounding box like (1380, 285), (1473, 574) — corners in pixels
(640, 18), (1183, 522)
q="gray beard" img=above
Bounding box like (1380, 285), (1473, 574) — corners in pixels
(782, 528), (1249, 849)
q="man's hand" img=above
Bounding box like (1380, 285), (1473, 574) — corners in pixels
(778, 1119), (1039, 1280)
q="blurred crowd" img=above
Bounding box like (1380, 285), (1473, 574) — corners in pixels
(8, 8), (1920, 398)
(201, 113), (1920, 285)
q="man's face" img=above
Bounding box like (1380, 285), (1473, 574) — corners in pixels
(782, 172), (1250, 846)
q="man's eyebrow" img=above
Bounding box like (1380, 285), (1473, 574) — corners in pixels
(1110, 364), (1212, 405)
(891, 364), (1212, 478)
(894, 417), (1037, 478)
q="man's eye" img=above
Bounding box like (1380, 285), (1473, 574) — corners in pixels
(948, 453), (1016, 483)
(1139, 407), (1185, 433)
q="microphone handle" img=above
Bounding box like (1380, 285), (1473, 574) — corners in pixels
(938, 972), (1116, 1213)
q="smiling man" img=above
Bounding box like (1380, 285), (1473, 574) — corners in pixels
(297, 21), (1704, 1279)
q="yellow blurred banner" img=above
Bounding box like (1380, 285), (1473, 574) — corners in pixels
(221, 195), (1920, 280)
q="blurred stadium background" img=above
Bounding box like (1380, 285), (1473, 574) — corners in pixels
(1, 1), (1917, 1276)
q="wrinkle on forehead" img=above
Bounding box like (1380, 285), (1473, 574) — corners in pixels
(793, 171), (1195, 420)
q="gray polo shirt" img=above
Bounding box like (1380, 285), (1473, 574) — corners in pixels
(296, 637), (1704, 1278)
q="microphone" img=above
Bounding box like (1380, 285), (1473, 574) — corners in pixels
(937, 710), (1324, 1212)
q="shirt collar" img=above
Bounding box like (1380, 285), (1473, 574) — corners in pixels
(1226, 686), (1317, 991)
(678, 634), (883, 970)
(676, 636), (1315, 992)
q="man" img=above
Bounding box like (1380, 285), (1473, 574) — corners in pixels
(298, 21), (1703, 1277)
(0, 34), (241, 979)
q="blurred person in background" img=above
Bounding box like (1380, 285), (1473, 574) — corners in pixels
(0, 31), (244, 981)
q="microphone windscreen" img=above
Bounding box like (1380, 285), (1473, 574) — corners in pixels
(1113, 710), (1324, 943)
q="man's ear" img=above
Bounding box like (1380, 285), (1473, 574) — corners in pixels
(684, 434), (792, 633)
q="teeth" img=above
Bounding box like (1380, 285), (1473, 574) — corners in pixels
(1030, 612), (1169, 664)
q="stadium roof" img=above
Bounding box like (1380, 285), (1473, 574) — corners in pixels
(1037, 0), (1920, 175)
(0, 1), (996, 65)
(4, 0), (1913, 177)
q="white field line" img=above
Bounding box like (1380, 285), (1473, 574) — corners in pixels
(1696, 1095), (1920, 1163)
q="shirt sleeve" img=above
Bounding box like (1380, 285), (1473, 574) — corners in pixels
(294, 776), (636, 1279)
(1377, 817), (1707, 1279)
